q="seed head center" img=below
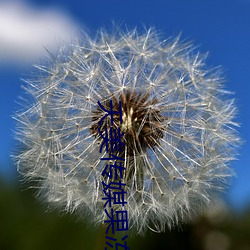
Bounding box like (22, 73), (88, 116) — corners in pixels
(121, 107), (138, 132)
(91, 90), (164, 154)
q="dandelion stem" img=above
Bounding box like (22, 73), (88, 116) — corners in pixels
(94, 224), (109, 250)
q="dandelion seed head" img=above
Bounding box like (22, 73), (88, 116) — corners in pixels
(14, 27), (240, 234)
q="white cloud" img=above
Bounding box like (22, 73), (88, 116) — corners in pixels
(0, 2), (78, 65)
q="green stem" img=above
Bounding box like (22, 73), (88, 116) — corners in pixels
(94, 224), (109, 250)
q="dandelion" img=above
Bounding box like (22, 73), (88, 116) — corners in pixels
(14, 27), (240, 234)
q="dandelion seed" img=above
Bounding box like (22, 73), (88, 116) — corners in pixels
(14, 27), (240, 234)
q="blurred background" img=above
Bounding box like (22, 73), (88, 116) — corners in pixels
(0, 0), (250, 249)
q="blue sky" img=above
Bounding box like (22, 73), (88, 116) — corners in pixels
(1, 0), (249, 210)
